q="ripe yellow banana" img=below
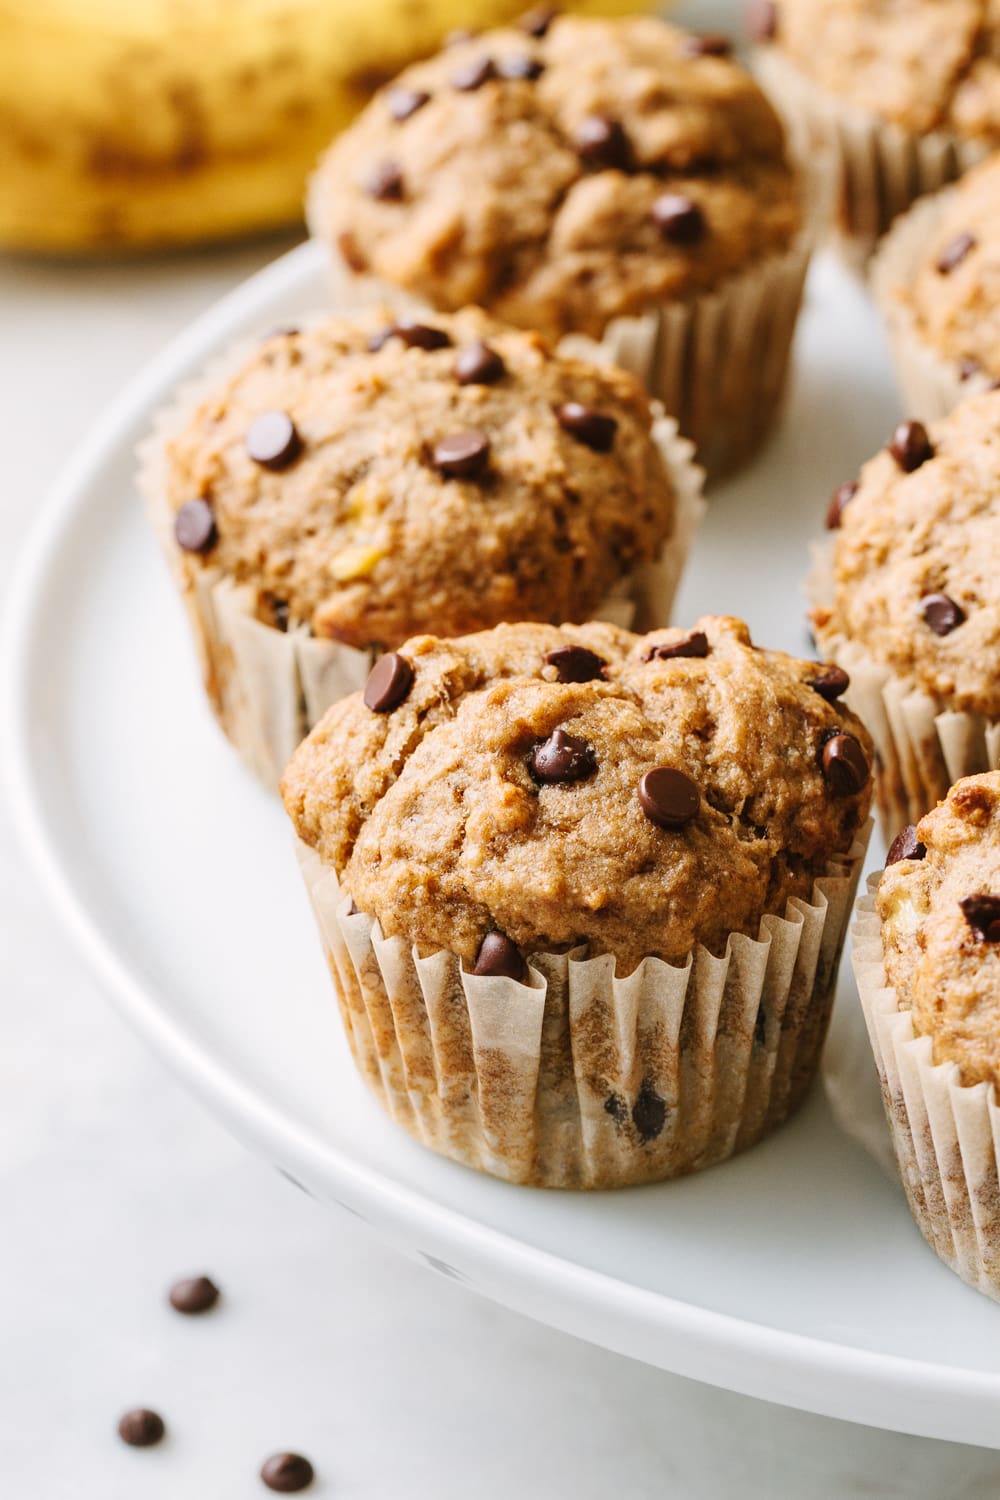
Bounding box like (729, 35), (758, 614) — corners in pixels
(0, 0), (649, 254)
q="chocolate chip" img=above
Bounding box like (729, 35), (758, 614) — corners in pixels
(821, 733), (869, 795)
(960, 894), (1000, 943)
(747, 0), (778, 40)
(638, 767), (700, 829)
(808, 664), (850, 701)
(364, 159), (405, 201)
(497, 54), (544, 80)
(530, 728), (597, 783)
(388, 86), (430, 121)
(936, 232), (976, 275)
(886, 825), (926, 866)
(826, 479), (859, 530)
(452, 56), (495, 91)
(260, 1452), (315, 1493)
(118, 1409), (165, 1448)
(682, 32), (732, 56)
(246, 410), (302, 471)
(432, 429), (491, 478)
(544, 644), (606, 682)
(174, 499), (217, 554)
(888, 420), (934, 473)
(454, 339), (506, 385)
(168, 1275), (219, 1315)
(604, 1092), (628, 1125)
(959, 356), (982, 381)
(631, 1081), (667, 1142)
(363, 652), (414, 713)
(518, 4), (558, 36)
(337, 230), (367, 273)
(921, 592), (965, 636)
(392, 316), (452, 351)
(574, 114), (631, 170)
(644, 631), (710, 662)
(651, 194), (706, 244)
(555, 402), (617, 452)
(271, 599), (290, 633)
(474, 931), (525, 980)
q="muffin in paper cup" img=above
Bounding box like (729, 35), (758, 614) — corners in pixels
(282, 615), (873, 1188)
(308, 15), (810, 480)
(139, 308), (703, 792)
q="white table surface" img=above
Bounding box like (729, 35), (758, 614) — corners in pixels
(4, 242), (1000, 1500)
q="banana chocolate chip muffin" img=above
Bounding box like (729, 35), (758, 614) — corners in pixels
(753, 0), (1000, 257)
(873, 153), (1000, 421)
(309, 13), (809, 477)
(854, 771), (1000, 1299)
(811, 390), (1000, 836)
(283, 614), (872, 1187)
(142, 305), (701, 789)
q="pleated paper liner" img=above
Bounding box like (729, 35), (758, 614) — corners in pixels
(853, 881), (1000, 1301)
(139, 341), (705, 793)
(807, 542), (1000, 841)
(753, 45), (988, 268)
(295, 826), (870, 1189)
(872, 186), (1000, 422)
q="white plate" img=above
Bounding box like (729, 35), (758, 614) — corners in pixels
(6, 237), (1000, 1450)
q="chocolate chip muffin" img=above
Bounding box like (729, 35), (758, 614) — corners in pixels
(853, 771), (1000, 1300)
(810, 390), (1000, 836)
(873, 154), (1000, 421)
(309, 14), (810, 477)
(284, 615), (872, 1187)
(141, 305), (702, 790)
(752, 0), (998, 257)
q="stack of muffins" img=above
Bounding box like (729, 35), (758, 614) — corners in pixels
(142, 5), (1000, 1300)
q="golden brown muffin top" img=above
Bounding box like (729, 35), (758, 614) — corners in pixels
(283, 616), (873, 976)
(309, 15), (801, 342)
(163, 307), (677, 650)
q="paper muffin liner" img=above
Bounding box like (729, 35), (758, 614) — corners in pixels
(753, 45), (988, 268)
(853, 879), (1000, 1300)
(294, 826), (870, 1188)
(807, 541), (1000, 840)
(872, 185), (1000, 421)
(138, 341), (705, 793)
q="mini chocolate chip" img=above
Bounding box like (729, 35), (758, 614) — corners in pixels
(638, 767), (700, 829)
(497, 54), (544, 80)
(530, 728), (597, 784)
(364, 159), (404, 201)
(271, 599), (290, 633)
(168, 1275), (219, 1315)
(747, 0), (778, 40)
(936, 232), (976, 275)
(474, 931), (526, 980)
(454, 339), (506, 385)
(821, 733), (869, 795)
(432, 429), (491, 478)
(959, 356), (982, 381)
(174, 499), (217, 554)
(682, 32), (732, 56)
(392, 316), (452, 351)
(363, 652), (414, 713)
(604, 1092), (628, 1126)
(555, 402), (617, 451)
(808, 663), (850, 701)
(118, 1409), (165, 1448)
(260, 1452), (315, 1493)
(826, 479), (859, 530)
(574, 114), (630, 170)
(544, 644), (606, 682)
(921, 592), (966, 636)
(886, 825), (927, 866)
(631, 1081), (667, 1142)
(518, 3), (558, 36)
(960, 894), (1000, 943)
(388, 85), (430, 121)
(246, 410), (302, 470)
(452, 55), (495, 91)
(889, 420), (934, 473)
(651, 193), (706, 244)
(644, 631), (710, 662)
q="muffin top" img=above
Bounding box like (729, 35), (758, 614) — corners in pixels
(163, 307), (678, 650)
(902, 155), (1000, 382)
(309, 15), (801, 343)
(283, 615), (873, 975)
(765, 0), (1000, 141)
(878, 771), (1000, 1091)
(814, 392), (1000, 718)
